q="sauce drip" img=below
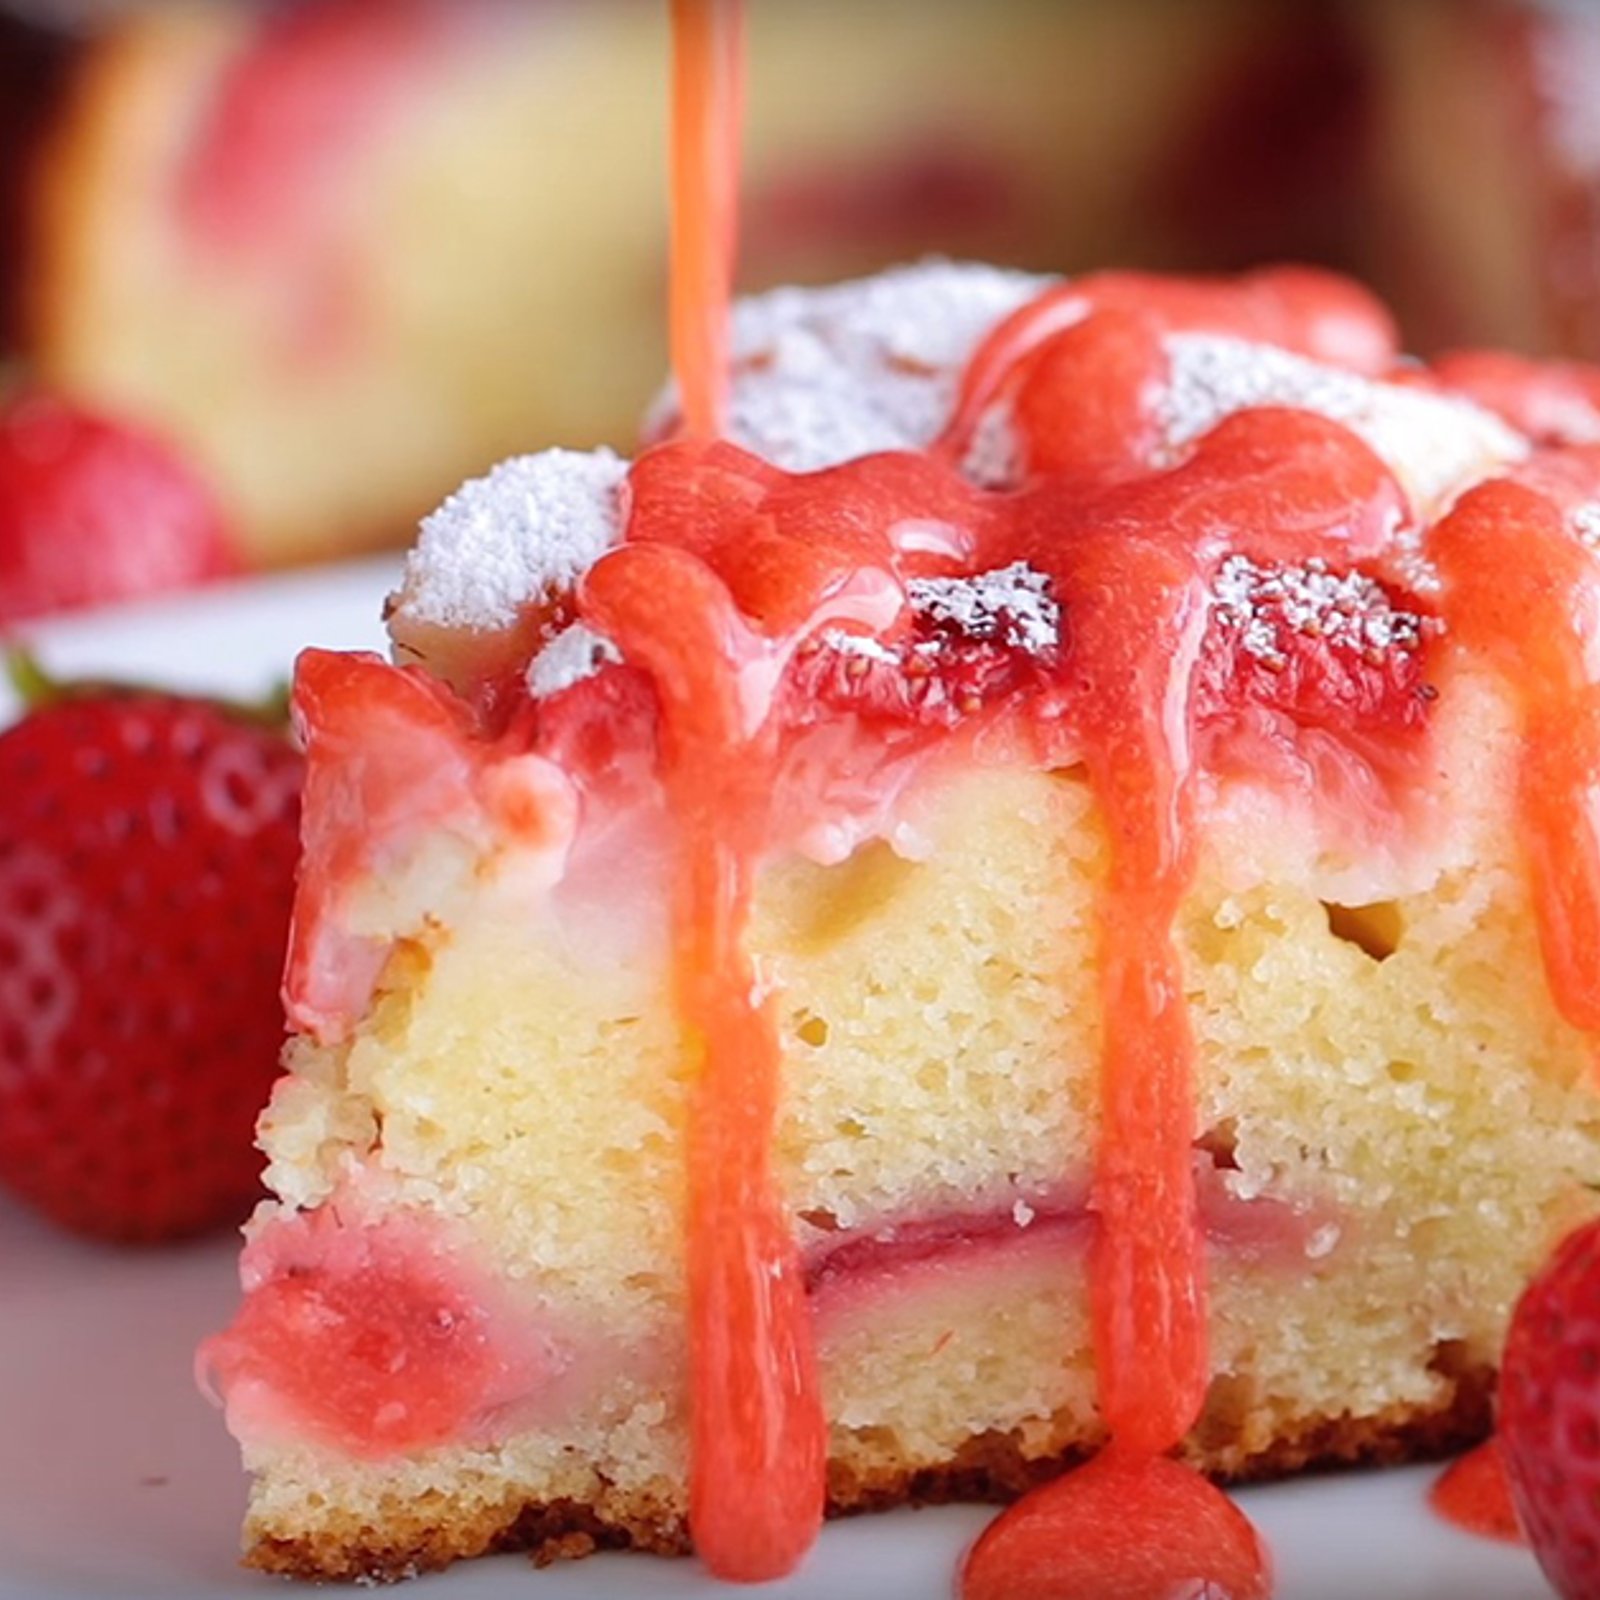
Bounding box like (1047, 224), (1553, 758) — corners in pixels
(647, 4), (829, 1576)
(1428, 446), (1600, 1032)
(1430, 1441), (1524, 1545)
(587, 239), (1424, 1582)
(669, 0), (745, 439)
(960, 1447), (1272, 1600)
(949, 302), (1405, 1591)
(640, 3), (1595, 1587)
(581, 544), (829, 1581)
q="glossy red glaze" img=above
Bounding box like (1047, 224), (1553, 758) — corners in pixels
(959, 1446), (1272, 1600)
(669, 0), (745, 440)
(1430, 1440), (1524, 1546)
(939, 264), (1398, 467)
(1428, 453), (1600, 1032)
(581, 542), (827, 1584)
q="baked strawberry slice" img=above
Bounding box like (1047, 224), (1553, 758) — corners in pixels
(0, 391), (239, 627)
(0, 661), (300, 1242)
(177, 0), (466, 258)
(285, 648), (487, 1044)
(1196, 554), (1438, 738)
(785, 559), (1062, 730)
(784, 550), (1437, 745)
(201, 1212), (554, 1459)
(530, 659), (660, 792)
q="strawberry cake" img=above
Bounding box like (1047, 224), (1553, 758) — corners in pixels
(7, 0), (1305, 569)
(203, 259), (1600, 1582)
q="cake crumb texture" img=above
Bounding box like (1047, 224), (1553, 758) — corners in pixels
(243, 1366), (1494, 1582)
(240, 671), (1600, 1581)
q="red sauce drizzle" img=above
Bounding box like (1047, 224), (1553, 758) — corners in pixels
(1428, 446), (1600, 1033)
(1418, 384), (1600, 1548)
(948, 300), (1403, 1592)
(669, 0), (745, 440)
(585, 242), (1423, 1582)
(582, 544), (828, 1582)
(1430, 1440), (1524, 1545)
(629, 2), (1600, 1587)
(961, 1447), (1270, 1600)
(593, 6), (827, 1578)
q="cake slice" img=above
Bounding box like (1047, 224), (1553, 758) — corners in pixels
(204, 261), (1600, 1582)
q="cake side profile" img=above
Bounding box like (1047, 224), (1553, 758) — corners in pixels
(203, 261), (1600, 1581)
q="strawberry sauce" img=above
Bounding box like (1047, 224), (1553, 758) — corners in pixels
(582, 399), (1424, 1586)
(669, 0), (745, 440)
(581, 545), (832, 1582)
(571, 0), (1480, 1587)
(960, 1447), (1271, 1600)
(1430, 1440), (1525, 1546)
(1429, 449), (1600, 1035)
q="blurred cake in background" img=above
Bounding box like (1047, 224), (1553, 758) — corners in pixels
(1358, 0), (1600, 360)
(19, 0), (1600, 581)
(1, 0), (1339, 568)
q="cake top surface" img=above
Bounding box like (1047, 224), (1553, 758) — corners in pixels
(713, 260), (1054, 472)
(378, 260), (1594, 737)
(392, 448), (627, 632)
(1156, 334), (1523, 515)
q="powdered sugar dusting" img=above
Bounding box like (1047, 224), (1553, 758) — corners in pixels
(526, 622), (622, 699)
(819, 629), (901, 666)
(907, 561), (1060, 654)
(813, 562), (1060, 674)
(1387, 532), (1443, 599)
(1159, 334), (1525, 515)
(392, 449), (628, 631)
(652, 261), (1053, 472)
(1211, 554), (1425, 669)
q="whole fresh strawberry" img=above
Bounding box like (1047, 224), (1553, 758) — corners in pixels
(0, 661), (300, 1241)
(1499, 1216), (1600, 1600)
(0, 391), (239, 628)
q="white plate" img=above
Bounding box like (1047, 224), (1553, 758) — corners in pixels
(0, 564), (1553, 1600)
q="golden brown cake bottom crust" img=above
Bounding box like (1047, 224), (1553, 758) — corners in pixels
(243, 1365), (1494, 1583)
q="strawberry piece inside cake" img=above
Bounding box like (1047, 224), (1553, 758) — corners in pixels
(202, 259), (1600, 1582)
